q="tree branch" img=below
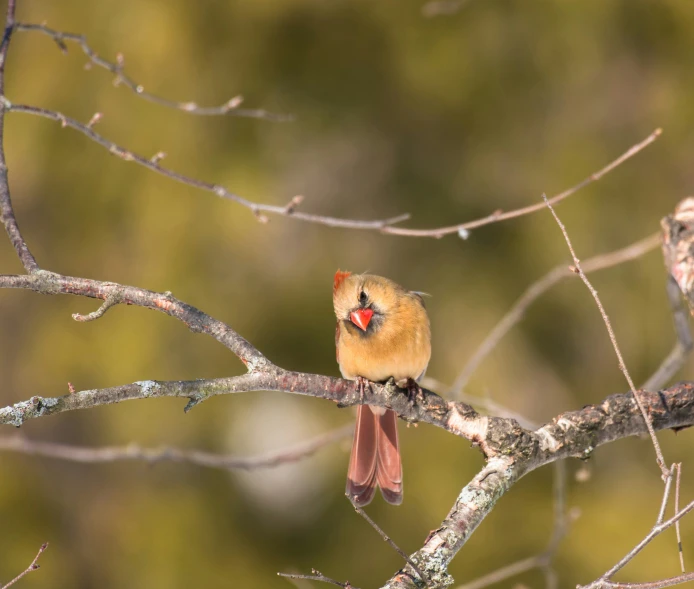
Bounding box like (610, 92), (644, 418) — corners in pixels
(542, 193), (668, 478)
(1, 99), (660, 238)
(380, 383), (694, 589)
(0, 425), (352, 471)
(0, 2), (38, 273)
(0, 543), (47, 589)
(451, 233), (661, 395)
(0, 271), (268, 369)
(14, 22), (292, 121)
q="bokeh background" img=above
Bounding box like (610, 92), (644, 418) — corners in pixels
(1, 1), (694, 587)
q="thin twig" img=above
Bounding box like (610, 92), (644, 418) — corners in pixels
(0, 425), (352, 471)
(542, 193), (669, 479)
(278, 570), (358, 589)
(675, 463), (685, 573)
(3, 101), (661, 239)
(72, 290), (122, 322)
(451, 233), (661, 394)
(380, 129), (661, 238)
(351, 501), (427, 584)
(1, 543), (48, 589)
(0, 2), (39, 272)
(579, 498), (694, 588)
(14, 22), (292, 121)
(456, 555), (548, 589)
(656, 466), (675, 525)
(3, 102), (412, 232)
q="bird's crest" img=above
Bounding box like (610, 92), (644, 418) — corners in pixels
(333, 270), (352, 294)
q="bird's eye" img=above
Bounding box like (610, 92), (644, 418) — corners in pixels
(359, 291), (368, 305)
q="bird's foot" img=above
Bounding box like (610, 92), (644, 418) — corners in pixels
(405, 378), (422, 405)
(355, 376), (372, 403)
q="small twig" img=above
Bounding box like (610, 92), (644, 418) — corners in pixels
(579, 481), (694, 588)
(675, 463), (685, 573)
(591, 572), (694, 589)
(72, 290), (122, 322)
(351, 500), (427, 584)
(451, 233), (660, 394)
(278, 570), (358, 589)
(1, 543), (48, 589)
(0, 2), (39, 273)
(656, 466), (675, 525)
(4, 102), (661, 239)
(5, 103), (412, 233)
(14, 22), (292, 122)
(542, 193), (669, 479)
(0, 425), (352, 471)
(456, 555), (548, 589)
(380, 129), (661, 238)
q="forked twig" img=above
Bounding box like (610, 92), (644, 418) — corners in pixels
(14, 22), (292, 121)
(452, 233), (661, 394)
(579, 468), (694, 589)
(351, 501), (427, 584)
(1, 96), (661, 238)
(0, 543), (48, 589)
(542, 194), (669, 479)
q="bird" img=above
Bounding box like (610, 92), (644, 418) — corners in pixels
(333, 270), (431, 506)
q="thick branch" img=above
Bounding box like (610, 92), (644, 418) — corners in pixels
(382, 383), (694, 589)
(0, 271), (268, 369)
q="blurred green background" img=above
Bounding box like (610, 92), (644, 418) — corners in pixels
(1, 0), (694, 587)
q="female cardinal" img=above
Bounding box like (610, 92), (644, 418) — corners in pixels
(333, 271), (431, 506)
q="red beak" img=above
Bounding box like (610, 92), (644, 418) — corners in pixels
(350, 308), (374, 331)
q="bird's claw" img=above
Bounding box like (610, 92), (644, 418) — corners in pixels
(356, 376), (371, 403)
(406, 378), (422, 405)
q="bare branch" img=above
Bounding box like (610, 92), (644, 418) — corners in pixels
(380, 383), (694, 589)
(0, 3), (38, 273)
(72, 290), (122, 322)
(579, 492), (694, 589)
(279, 570), (359, 589)
(0, 425), (352, 470)
(452, 233), (661, 394)
(351, 501), (427, 585)
(542, 193), (669, 478)
(2, 100), (661, 238)
(595, 573), (694, 589)
(0, 271), (269, 370)
(380, 129), (661, 238)
(2, 102), (412, 232)
(14, 22), (292, 121)
(456, 555), (548, 589)
(1, 543), (48, 589)
(3, 267), (694, 587)
(675, 463), (685, 573)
